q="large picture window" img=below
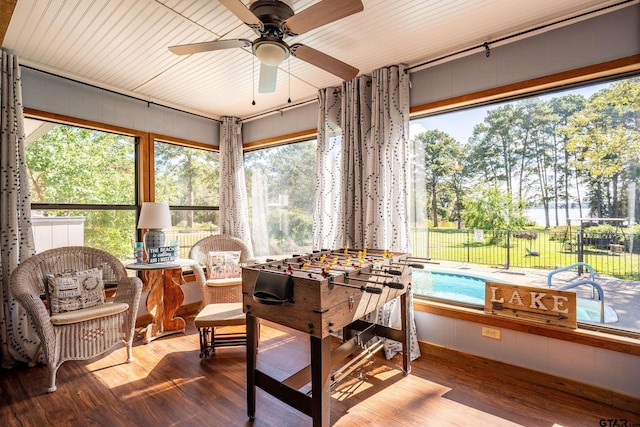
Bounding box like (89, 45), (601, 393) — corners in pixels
(153, 140), (220, 258)
(410, 74), (640, 335)
(24, 118), (137, 261)
(244, 140), (317, 257)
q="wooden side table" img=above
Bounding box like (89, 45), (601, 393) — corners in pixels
(126, 259), (195, 343)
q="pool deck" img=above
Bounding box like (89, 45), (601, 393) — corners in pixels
(422, 260), (640, 331)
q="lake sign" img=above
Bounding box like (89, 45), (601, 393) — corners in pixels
(485, 282), (577, 328)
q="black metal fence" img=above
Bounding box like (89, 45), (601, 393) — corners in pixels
(411, 227), (640, 279)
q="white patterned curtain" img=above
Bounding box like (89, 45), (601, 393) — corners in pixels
(314, 65), (419, 360)
(219, 116), (254, 259)
(340, 75), (372, 249)
(1, 50), (37, 367)
(365, 65), (411, 251)
(312, 87), (343, 249)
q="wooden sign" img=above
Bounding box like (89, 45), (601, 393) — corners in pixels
(485, 281), (577, 328)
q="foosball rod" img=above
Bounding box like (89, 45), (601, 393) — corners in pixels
(274, 263), (402, 291)
(305, 250), (391, 262)
(293, 263), (400, 283)
(346, 275), (405, 290)
(331, 339), (385, 388)
(263, 264), (385, 294)
(388, 261), (426, 269)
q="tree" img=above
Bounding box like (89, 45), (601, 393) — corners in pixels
(25, 125), (136, 258)
(549, 94), (587, 224)
(461, 185), (527, 231)
(565, 78), (640, 221)
(518, 98), (555, 227)
(411, 130), (463, 227)
(466, 105), (521, 198)
(153, 142), (219, 230)
(244, 140), (317, 254)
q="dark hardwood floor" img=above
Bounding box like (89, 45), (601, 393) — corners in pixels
(2, 316), (639, 426)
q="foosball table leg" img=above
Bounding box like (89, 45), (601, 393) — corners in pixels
(310, 335), (332, 427)
(401, 292), (411, 375)
(246, 313), (259, 421)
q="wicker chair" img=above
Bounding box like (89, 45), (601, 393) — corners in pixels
(9, 246), (142, 392)
(189, 234), (253, 305)
(189, 235), (252, 357)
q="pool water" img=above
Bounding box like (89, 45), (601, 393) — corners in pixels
(412, 270), (486, 305)
(412, 269), (618, 323)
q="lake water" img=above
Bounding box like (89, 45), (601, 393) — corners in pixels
(524, 207), (588, 226)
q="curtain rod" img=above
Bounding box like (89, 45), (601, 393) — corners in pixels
(407, 0), (637, 72)
(241, 97), (318, 122)
(20, 64), (222, 123)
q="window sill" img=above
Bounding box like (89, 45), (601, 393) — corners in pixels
(413, 297), (640, 357)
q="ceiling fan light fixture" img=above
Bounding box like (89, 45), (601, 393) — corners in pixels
(254, 40), (289, 66)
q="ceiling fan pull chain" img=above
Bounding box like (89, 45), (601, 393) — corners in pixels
(252, 54), (256, 106)
(287, 55), (291, 103)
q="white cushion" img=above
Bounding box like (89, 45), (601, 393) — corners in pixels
(51, 302), (129, 325)
(194, 303), (245, 328)
(206, 277), (243, 287)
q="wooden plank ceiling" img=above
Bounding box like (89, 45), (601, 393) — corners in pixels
(1, 0), (630, 120)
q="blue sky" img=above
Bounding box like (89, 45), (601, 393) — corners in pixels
(409, 81), (610, 144)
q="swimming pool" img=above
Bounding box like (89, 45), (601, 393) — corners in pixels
(411, 269), (618, 324)
(412, 270), (487, 305)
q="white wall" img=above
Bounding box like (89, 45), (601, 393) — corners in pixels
(242, 101), (318, 144)
(415, 311), (640, 397)
(409, 4), (640, 107)
(21, 68), (219, 146)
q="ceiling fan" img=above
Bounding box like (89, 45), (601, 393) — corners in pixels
(168, 0), (363, 93)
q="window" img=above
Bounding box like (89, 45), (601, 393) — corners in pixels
(24, 119), (137, 261)
(410, 75), (640, 335)
(153, 140), (220, 258)
(244, 140), (317, 257)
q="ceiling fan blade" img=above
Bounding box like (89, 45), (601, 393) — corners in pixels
(284, 0), (363, 36)
(290, 44), (358, 81)
(258, 63), (278, 93)
(169, 39), (251, 55)
(219, 0), (264, 31)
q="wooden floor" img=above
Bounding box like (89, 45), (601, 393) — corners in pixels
(2, 316), (639, 427)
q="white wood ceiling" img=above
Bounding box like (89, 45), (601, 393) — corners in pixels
(3, 0), (629, 120)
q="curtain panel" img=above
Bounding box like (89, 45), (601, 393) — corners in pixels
(1, 50), (37, 367)
(340, 75), (372, 250)
(317, 65), (411, 252)
(365, 65), (411, 252)
(219, 116), (254, 259)
(313, 65), (419, 360)
(313, 87), (343, 249)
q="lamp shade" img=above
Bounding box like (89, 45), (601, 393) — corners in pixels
(137, 202), (172, 230)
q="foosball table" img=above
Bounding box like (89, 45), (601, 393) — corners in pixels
(242, 248), (424, 427)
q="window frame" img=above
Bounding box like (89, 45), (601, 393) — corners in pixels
(24, 109), (144, 257)
(243, 135), (319, 258)
(150, 134), (221, 258)
(407, 55), (640, 355)
(150, 133), (220, 212)
(22, 112), (222, 258)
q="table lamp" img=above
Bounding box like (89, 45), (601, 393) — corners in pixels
(137, 202), (172, 253)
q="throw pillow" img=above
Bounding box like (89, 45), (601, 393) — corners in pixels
(207, 251), (241, 279)
(47, 267), (105, 314)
